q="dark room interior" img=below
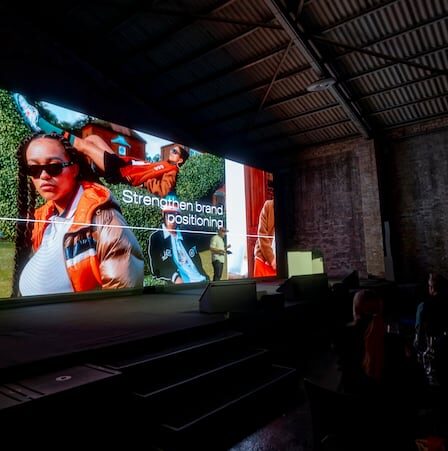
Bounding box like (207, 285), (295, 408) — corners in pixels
(0, 0), (447, 449)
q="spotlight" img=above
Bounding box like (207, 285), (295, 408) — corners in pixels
(306, 77), (336, 92)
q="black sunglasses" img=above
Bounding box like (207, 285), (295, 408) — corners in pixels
(26, 161), (75, 178)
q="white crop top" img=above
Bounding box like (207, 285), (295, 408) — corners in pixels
(19, 186), (83, 296)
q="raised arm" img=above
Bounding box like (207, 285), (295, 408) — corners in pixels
(73, 135), (115, 172)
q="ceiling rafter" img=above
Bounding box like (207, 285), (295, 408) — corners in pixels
(295, 0), (306, 19)
(145, 7), (283, 29)
(300, 133), (362, 148)
(234, 103), (340, 135)
(314, 35), (448, 77)
(343, 45), (448, 83)
(0, 0), (142, 76)
(329, 14), (448, 63)
(251, 0), (304, 118)
(243, 39), (295, 132)
(258, 39), (294, 111)
(44, 0), (150, 51)
(189, 64), (313, 113)
(270, 132), (361, 158)
(315, 0), (400, 35)
(4, 0), (448, 171)
(102, 1), (153, 37)
(356, 73), (446, 102)
(264, 0), (372, 138)
(202, 89), (321, 127)
(384, 111), (448, 130)
(116, 0), (241, 66)
(368, 93), (448, 116)
(249, 118), (352, 145)
(6, 7), (175, 133)
(159, 43), (290, 100)
(257, 131), (361, 159)
(135, 17), (280, 82)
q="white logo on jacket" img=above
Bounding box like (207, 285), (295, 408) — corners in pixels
(162, 249), (172, 261)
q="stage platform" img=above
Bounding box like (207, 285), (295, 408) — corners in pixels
(0, 288), (222, 376)
(0, 280), (285, 378)
(0, 279), (305, 450)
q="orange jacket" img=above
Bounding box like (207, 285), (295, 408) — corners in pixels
(254, 199), (275, 266)
(107, 154), (179, 197)
(119, 158), (179, 187)
(32, 181), (144, 292)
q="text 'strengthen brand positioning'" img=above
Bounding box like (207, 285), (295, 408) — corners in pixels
(122, 189), (224, 228)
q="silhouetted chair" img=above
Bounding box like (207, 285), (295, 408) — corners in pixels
(304, 378), (415, 451)
(341, 270), (359, 289)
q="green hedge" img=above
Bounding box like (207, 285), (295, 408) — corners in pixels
(176, 153), (224, 202)
(0, 90), (32, 240)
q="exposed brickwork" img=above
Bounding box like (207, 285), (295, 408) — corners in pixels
(356, 140), (385, 277)
(278, 121), (448, 282)
(387, 127), (448, 281)
(387, 115), (448, 141)
(288, 138), (385, 279)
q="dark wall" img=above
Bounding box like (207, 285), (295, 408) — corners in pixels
(282, 138), (384, 279)
(386, 127), (448, 282)
(277, 123), (448, 283)
(294, 149), (365, 277)
(274, 166), (294, 279)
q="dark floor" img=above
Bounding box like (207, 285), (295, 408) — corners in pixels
(228, 345), (448, 451)
(229, 405), (312, 451)
(229, 346), (341, 451)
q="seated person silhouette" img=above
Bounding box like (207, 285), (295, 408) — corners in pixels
(333, 289), (424, 448)
(414, 273), (448, 387)
(415, 273), (448, 349)
(334, 289), (423, 396)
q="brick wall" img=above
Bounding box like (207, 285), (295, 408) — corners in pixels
(286, 137), (384, 279)
(386, 126), (448, 282)
(276, 118), (448, 282)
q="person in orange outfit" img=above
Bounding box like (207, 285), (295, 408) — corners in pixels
(74, 134), (189, 197)
(13, 132), (144, 297)
(253, 199), (276, 277)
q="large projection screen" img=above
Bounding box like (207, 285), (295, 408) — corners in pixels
(0, 89), (277, 300)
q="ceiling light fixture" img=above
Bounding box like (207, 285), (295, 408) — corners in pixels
(306, 77), (337, 92)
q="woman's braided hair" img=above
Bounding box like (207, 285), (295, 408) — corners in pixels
(11, 132), (98, 297)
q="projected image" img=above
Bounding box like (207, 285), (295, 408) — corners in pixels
(15, 133), (145, 297)
(244, 168), (276, 278)
(0, 89), (275, 299)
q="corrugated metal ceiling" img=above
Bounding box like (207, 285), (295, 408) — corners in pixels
(1, 0), (447, 169)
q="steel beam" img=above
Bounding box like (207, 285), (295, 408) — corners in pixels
(235, 103), (340, 135)
(249, 118), (351, 145)
(190, 65), (312, 114)
(160, 44), (289, 100)
(317, 0), (400, 35)
(314, 35), (448, 77)
(264, 0), (372, 138)
(369, 93), (448, 116)
(135, 17), (280, 82)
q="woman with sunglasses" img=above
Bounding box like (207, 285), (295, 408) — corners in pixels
(73, 134), (189, 198)
(12, 132), (144, 297)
